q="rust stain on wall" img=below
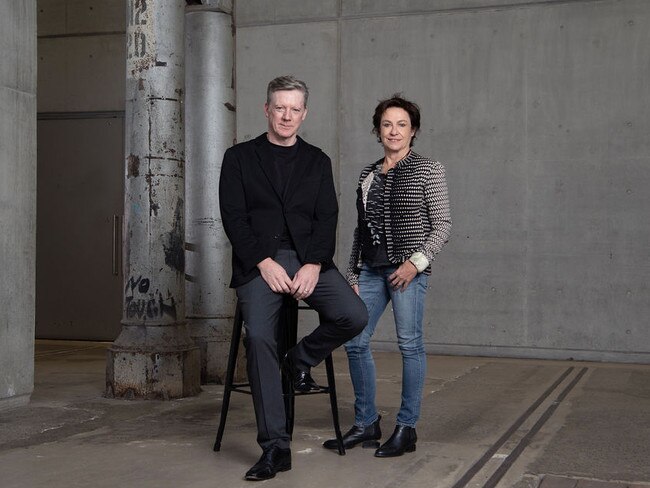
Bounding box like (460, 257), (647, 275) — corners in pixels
(130, 54), (157, 75)
(162, 141), (176, 156)
(127, 154), (140, 177)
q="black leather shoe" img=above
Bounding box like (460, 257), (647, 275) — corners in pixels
(374, 425), (417, 457)
(323, 415), (382, 450)
(281, 352), (320, 392)
(244, 446), (291, 481)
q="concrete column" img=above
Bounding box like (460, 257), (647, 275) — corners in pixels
(184, 1), (238, 384)
(0, 0), (36, 411)
(106, 0), (200, 400)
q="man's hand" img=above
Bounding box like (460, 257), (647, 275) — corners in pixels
(388, 260), (418, 292)
(290, 263), (321, 300)
(257, 257), (292, 293)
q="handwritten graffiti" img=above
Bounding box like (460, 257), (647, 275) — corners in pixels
(124, 275), (177, 320)
(130, 0), (147, 26)
(126, 274), (150, 294)
(127, 0), (148, 60)
(127, 32), (147, 59)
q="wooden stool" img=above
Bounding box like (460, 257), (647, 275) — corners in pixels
(213, 296), (346, 455)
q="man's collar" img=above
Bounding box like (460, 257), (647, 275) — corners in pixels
(254, 132), (304, 147)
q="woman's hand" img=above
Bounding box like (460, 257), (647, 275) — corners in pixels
(388, 261), (418, 292)
(352, 284), (360, 296)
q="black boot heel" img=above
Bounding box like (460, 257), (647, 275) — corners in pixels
(361, 440), (380, 448)
(374, 425), (417, 458)
(323, 416), (382, 450)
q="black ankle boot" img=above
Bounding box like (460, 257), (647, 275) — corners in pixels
(374, 425), (416, 457)
(323, 415), (382, 450)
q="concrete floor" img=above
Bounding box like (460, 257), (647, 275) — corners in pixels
(0, 341), (649, 488)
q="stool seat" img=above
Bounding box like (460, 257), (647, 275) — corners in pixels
(213, 296), (346, 455)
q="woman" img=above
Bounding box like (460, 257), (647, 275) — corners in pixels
(323, 95), (451, 457)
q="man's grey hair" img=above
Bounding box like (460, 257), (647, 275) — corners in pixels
(266, 75), (309, 107)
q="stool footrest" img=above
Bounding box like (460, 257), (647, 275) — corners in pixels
(214, 299), (346, 456)
(284, 387), (331, 396)
(230, 387), (253, 395)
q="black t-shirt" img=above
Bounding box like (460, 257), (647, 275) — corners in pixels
(266, 138), (300, 249)
(268, 139), (299, 196)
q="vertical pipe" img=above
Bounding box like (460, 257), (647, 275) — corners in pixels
(185, 1), (236, 384)
(106, 0), (200, 400)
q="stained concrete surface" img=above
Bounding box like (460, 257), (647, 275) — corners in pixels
(0, 341), (649, 488)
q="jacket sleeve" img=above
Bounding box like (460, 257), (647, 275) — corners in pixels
(418, 162), (452, 265)
(345, 226), (361, 286)
(303, 153), (338, 265)
(219, 147), (271, 272)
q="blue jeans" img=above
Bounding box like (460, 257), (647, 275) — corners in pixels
(344, 264), (428, 428)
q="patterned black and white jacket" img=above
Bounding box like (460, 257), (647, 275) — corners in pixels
(346, 151), (452, 286)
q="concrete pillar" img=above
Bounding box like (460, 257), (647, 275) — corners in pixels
(0, 0), (36, 411)
(184, 1), (238, 384)
(106, 0), (200, 400)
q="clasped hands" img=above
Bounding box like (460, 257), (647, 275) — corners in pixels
(257, 257), (321, 300)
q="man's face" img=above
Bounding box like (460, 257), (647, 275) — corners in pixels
(264, 89), (308, 145)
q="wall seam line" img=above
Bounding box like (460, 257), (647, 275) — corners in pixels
(235, 0), (611, 28)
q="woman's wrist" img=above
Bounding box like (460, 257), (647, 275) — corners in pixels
(408, 252), (429, 273)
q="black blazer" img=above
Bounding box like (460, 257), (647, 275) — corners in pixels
(219, 133), (338, 288)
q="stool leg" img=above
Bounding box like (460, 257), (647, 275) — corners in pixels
(283, 375), (295, 439)
(213, 303), (243, 451)
(325, 354), (346, 455)
(282, 298), (298, 439)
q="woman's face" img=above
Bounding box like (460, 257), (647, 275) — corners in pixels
(379, 107), (415, 154)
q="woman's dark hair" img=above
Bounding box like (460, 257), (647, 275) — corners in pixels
(372, 94), (421, 146)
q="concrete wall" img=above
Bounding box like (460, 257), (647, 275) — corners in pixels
(0, 1), (37, 410)
(234, 0), (650, 363)
(37, 0), (125, 112)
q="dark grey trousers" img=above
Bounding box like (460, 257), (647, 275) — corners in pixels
(236, 249), (368, 450)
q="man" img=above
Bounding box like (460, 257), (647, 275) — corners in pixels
(219, 75), (368, 481)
